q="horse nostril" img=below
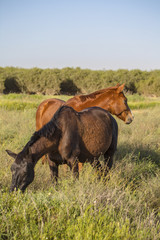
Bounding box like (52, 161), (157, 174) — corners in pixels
(126, 117), (133, 124)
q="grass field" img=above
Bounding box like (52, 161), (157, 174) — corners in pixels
(0, 93), (160, 110)
(0, 94), (160, 239)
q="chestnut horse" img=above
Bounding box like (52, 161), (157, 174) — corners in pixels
(36, 84), (133, 129)
(6, 106), (118, 192)
(36, 84), (133, 169)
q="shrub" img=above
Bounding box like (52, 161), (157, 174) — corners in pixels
(0, 67), (160, 96)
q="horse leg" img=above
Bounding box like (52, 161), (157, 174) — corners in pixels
(78, 162), (83, 171)
(63, 160), (82, 175)
(103, 148), (115, 175)
(91, 159), (102, 178)
(42, 154), (48, 164)
(67, 157), (79, 179)
(92, 159), (102, 171)
(104, 125), (118, 175)
(48, 157), (59, 183)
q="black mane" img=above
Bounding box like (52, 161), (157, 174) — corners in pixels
(25, 106), (71, 148)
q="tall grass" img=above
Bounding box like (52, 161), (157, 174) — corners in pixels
(0, 95), (160, 239)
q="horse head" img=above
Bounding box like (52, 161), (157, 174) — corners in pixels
(6, 149), (34, 192)
(103, 84), (134, 124)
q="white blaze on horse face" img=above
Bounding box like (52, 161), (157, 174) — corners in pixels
(129, 109), (134, 121)
(131, 110), (134, 119)
(125, 110), (134, 124)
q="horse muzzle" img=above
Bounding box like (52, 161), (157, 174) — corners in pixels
(125, 114), (134, 124)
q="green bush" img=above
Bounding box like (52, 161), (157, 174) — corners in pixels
(137, 71), (160, 96)
(0, 67), (160, 96)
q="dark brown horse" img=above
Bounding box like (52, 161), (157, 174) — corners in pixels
(36, 84), (133, 167)
(6, 106), (118, 192)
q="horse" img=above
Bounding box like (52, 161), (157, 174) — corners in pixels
(36, 84), (133, 129)
(36, 84), (133, 168)
(6, 105), (118, 192)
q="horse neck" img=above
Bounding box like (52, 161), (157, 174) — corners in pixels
(29, 137), (55, 164)
(67, 90), (113, 112)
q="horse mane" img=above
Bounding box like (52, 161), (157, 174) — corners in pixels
(76, 85), (119, 102)
(28, 118), (58, 147)
(18, 106), (70, 159)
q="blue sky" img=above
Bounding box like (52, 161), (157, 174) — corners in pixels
(0, 0), (160, 70)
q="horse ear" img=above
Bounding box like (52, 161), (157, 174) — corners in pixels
(117, 84), (125, 93)
(6, 150), (17, 159)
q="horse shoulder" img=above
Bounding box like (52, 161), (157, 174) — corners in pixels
(58, 109), (80, 159)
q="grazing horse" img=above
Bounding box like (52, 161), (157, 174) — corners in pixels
(36, 84), (133, 167)
(6, 106), (118, 192)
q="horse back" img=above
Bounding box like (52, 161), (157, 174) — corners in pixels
(36, 98), (65, 130)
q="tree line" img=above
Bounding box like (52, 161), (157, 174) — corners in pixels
(0, 67), (160, 96)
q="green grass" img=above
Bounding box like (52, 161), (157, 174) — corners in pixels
(0, 94), (160, 239)
(0, 93), (160, 110)
(0, 93), (71, 101)
(0, 94), (71, 110)
(129, 101), (160, 109)
(127, 94), (160, 102)
(127, 94), (160, 109)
